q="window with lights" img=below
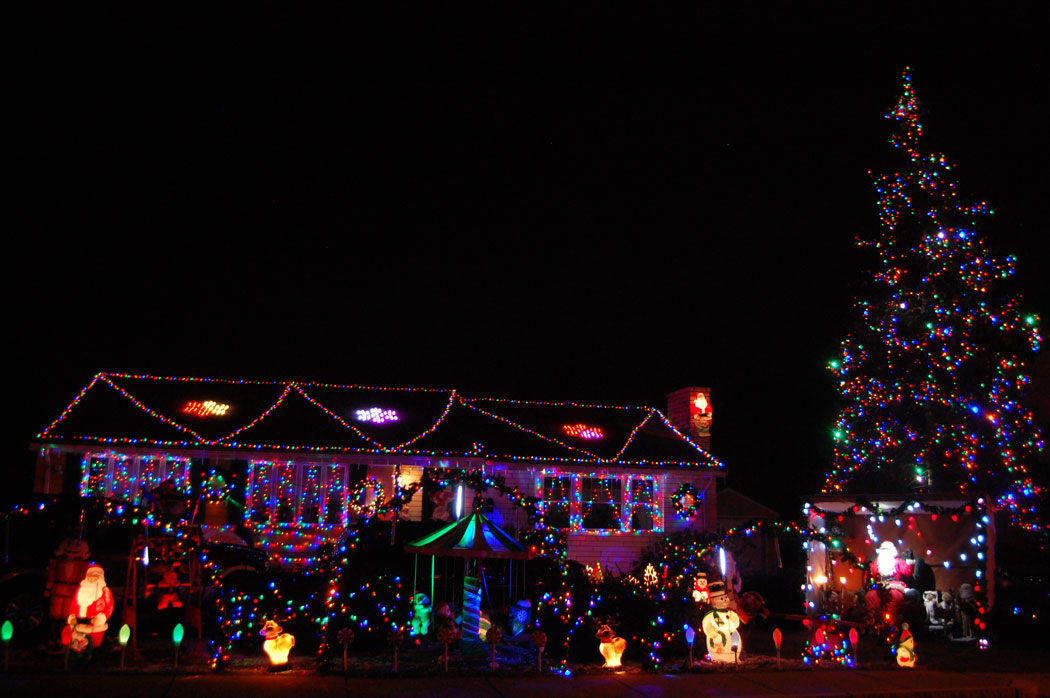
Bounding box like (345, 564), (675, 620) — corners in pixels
(537, 471), (662, 534)
(80, 452), (190, 501)
(247, 460), (363, 527)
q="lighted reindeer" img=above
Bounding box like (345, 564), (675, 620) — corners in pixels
(595, 623), (627, 668)
(260, 619), (295, 666)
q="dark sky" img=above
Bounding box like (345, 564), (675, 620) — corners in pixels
(8, 4), (1049, 515)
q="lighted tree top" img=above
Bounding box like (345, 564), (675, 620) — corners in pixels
(825, 68), (1045, 531)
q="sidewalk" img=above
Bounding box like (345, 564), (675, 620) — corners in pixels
(3, 669), (1049, 698)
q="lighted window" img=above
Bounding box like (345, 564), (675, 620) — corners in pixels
(563, 424), (604, 439)
(247, 460), (364, 527)
(80, 453), (190, 501)
(538, 472), (663, 534)
(628, 477), (659, 531)
(581, 477), (622, 530)
(182, 400), (231, 416)
(354, 407), (399, 424)
(541, 475), (572, 529)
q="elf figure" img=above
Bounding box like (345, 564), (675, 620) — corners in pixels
(62, 564), (115, 651)
(895, 623), (917, 667)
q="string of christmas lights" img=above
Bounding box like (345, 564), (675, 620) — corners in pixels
(825, 68), (1045, 532)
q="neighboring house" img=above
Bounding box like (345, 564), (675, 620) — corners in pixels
(31, 374), (725, 570)
(716, 487), (780, 576)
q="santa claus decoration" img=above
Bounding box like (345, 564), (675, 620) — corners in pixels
(44, 536), (91, 647)
(62, 564), (115, 653)
(865, 541), (914, 620)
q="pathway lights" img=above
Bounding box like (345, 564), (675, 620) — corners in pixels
(2, 619), (12, 671)
(118, 624), (131, 670)
(172, 623), (184, 670)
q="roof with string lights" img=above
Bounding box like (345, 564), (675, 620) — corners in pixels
(35, 373), (723, 470)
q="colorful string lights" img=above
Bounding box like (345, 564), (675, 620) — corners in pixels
(37, 374), (720, 470)
(826, 68), (1045, 531)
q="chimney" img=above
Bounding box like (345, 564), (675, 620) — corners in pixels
(667, 386), (712, 451)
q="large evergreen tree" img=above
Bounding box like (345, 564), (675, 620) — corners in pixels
(825, 68), (1045, 531)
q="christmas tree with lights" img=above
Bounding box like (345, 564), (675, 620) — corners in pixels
(825, 68), (1045, 531)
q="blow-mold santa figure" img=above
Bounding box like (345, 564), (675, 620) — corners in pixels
(62, 564), (115, 652)
(865, 541), (914, 619)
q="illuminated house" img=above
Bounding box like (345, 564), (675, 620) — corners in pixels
(31, 373), (724, 569)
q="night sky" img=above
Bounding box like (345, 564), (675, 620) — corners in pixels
(9, 4), (1049, 515)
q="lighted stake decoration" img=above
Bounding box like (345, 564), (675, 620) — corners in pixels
(531, 629), (547, 672)
(2, 619), (12, 671)
(825, 68), (1045, 532)
(387, 628), (404, 672)
(172, 622), (184, 669)
(336, 627), (354, 672)
(118, 623), (131, 670)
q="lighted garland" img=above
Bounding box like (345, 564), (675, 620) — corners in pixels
(348, 477), (385, 518)
(671, 484), (701, 519)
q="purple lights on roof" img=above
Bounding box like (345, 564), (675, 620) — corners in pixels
(354, 407), (400, 424)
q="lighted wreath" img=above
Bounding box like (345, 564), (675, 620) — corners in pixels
(672, 483), (701, 519)
(348, 477), (386, 518)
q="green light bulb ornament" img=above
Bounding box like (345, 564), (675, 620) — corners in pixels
(172, 623), (184, 670)
(119, 624), (131, 670)
(2, 619), (12, 671)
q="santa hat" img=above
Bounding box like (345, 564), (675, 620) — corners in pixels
(898, 623), (913, 644)
(877, 541), (898, 554)
(85, 564), (105, 578)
